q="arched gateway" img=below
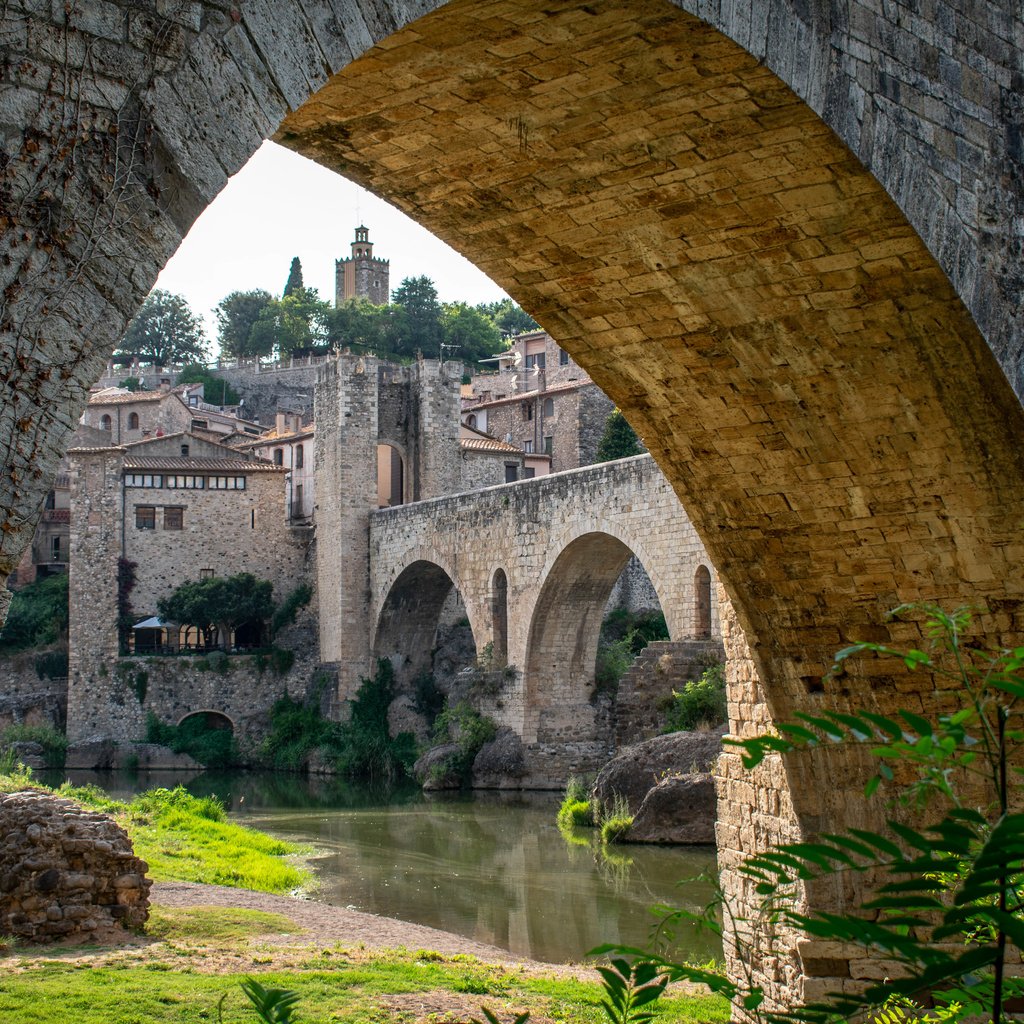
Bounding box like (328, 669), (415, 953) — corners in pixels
(5, 0), (1024, 1014)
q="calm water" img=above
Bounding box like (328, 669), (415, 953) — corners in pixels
(57, 769), (720, 965)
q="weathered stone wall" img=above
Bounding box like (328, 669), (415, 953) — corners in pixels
(81, 394), (192, 446)
(459, 450), (520, 491)
(66, 447), (314, 742)
(0, 791), (150, 943)
(214, 363), (321, 426)
(615, 638), (725, 746)
(0, 655), (66, 733)
(605, 555), (661, 617)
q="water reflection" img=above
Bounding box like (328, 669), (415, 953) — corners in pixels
(54, 769), (720, 965)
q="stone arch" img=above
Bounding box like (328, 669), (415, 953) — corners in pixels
(490, 568), (508, 666)
(522, 532), (640, 745)
(694, 565), (712, 639)
(176, 710), (234, 733)
(376, 441), (406, 508)
(373, 559), (477, 688)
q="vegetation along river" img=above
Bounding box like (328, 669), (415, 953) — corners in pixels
(59, 769), (721, 965)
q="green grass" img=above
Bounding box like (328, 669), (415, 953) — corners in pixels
(145, 906), (300, 942)
(0, 954), (730, 1023)
(0, 774), (309, 894)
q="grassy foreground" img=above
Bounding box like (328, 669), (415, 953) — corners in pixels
(0, 905), (730, 1023)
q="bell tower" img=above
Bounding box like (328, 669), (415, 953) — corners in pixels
(335, 225), (390, 306)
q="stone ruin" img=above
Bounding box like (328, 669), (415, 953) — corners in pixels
(0, 790), (150, 942)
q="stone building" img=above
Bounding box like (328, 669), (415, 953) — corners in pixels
(462, 331), (617, 474)
(65, 432), (310, 742)
(233, 411), (316, 523)
(335, 225), (389, 306)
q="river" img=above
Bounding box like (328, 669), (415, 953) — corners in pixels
(57, 769), (721, 965)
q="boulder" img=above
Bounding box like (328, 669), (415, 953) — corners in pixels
(413, 743), (462, 790)
(628, 772), (717, 844)
(5, 741), (47, 771)
(65, 740), (200, 771)
(591, 728), (724, 815)
(471, 728), (526, 788)
(64, 738), (118, 770)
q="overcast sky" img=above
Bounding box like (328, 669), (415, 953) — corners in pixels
(154, 140), (510, 346)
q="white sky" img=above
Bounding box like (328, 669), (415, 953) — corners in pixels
(154, 140), (510, 348)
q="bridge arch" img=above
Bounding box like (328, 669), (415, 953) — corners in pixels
(521, 531), (669, 746)
(372, 558), (479, 688)
(8, 0), (1024, 1012)
(176, 710), (234, 733)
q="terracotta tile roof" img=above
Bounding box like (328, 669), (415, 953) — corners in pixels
(236, 425), (315, 447)
(460, 436), (523, 454)
(121, 455), (284, 472)
(67, 445), (126, 454)
(88, 388), (179, 405)
(462, 378), (591, 410)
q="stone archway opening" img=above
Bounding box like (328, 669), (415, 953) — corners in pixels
(376, 444), (405, 508)
(177, 710), (234, 734)
(373, 560), (478, 739)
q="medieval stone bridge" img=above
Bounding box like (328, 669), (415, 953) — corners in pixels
(369, 453), (714, 753)
(4, 0), (1024, 1012)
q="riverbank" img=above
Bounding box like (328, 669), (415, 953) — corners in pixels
(0, 882), (731, 1023)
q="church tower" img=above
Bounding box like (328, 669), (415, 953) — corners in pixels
(335, 225), (390, 306)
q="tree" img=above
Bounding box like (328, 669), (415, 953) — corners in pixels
(116, 289), (209, 366)
(440, 302), (503, 366)
(283, 257), (304, 297)
(215, 289), (276, 359)
(476, 298), (539, 339)
(596, 409), (643, 462)
(176, 364), (241, 406)
(326, 298), (391, 353)
(158, 572), (274, 650)
(391, 276), (443, 358)
(274, 287), (332, 356)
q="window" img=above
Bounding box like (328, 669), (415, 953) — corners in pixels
(525, 352), (545, 369)
(522, 402), (533, 421)
(191, 418), (208, 430)
(100, 414), (112, 431)
(165, 474), (203, 489)
(542, 398), (554, 417)
(273, 448), (284, 465)
(523, 467), (536, 479)
(559, 348), (569, 366)
(180, 443), (189, 456)
(127, 412), (139, 429)
(207, 475), (245, 490)
(163, 507), (183, 530)
(466, 414), (477, 429)
(135, 506), (156, 530)
(50, 536), (61, 561)
(126, 473), (163, 488)
(200, 568), (213, 580)
(543, 435), (553, 455)
(523, 439), (534, 453)
(292, 483), (304, 518)
(295, 444), (304, 469)
(504, 463), (518, 483)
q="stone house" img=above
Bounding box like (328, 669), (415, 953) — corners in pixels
(233, 411), (315, 523)
(462, 330), (616, 473)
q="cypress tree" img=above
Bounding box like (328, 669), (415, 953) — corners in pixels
(283, 257), (304, 297)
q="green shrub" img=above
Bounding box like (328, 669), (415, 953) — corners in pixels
(0, 573), (68, 652)
(662, 662), (726, 732)
(145, 713), (238, 769)
(558, 800), (595, 828)
(203, 650), (230, 674)
(0, 724), (67, 768)
(259, 695), (336, 771)
(600, 814), (633, 845)
(269, 647), (294, 674)
(594, 609), (670, 694)
(431, 700), (497, 782)
(270, 583), (313, 635)
(412, 670), (445, 725)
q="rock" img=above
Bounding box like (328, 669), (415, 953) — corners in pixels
(591, 728), (724, 815)
(471, 728), (526, 788)
(0, 790), (150, 943)
(120, 744), (200, 771)
(413, 744), (462, 790)
(64, 739), (118, 770)
(387, 694), (429, 744)
(627, 773), (717, 844)
(6, 742), (47, 771)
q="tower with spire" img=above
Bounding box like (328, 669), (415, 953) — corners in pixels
(335, 225), (390, 306)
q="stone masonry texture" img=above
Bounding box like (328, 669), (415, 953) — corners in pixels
(3, 0), (1024, 1010)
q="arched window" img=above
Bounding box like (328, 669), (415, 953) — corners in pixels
(127, 412), (139, 430)
(491, 569), (508, 665)
(694, 565), (712, 638)
(466, 414), (477, 429)
(100, 414), (112, 430)
(295, 444), (303, 468)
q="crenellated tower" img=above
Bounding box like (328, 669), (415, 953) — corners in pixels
(334, 225), (390, 306)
